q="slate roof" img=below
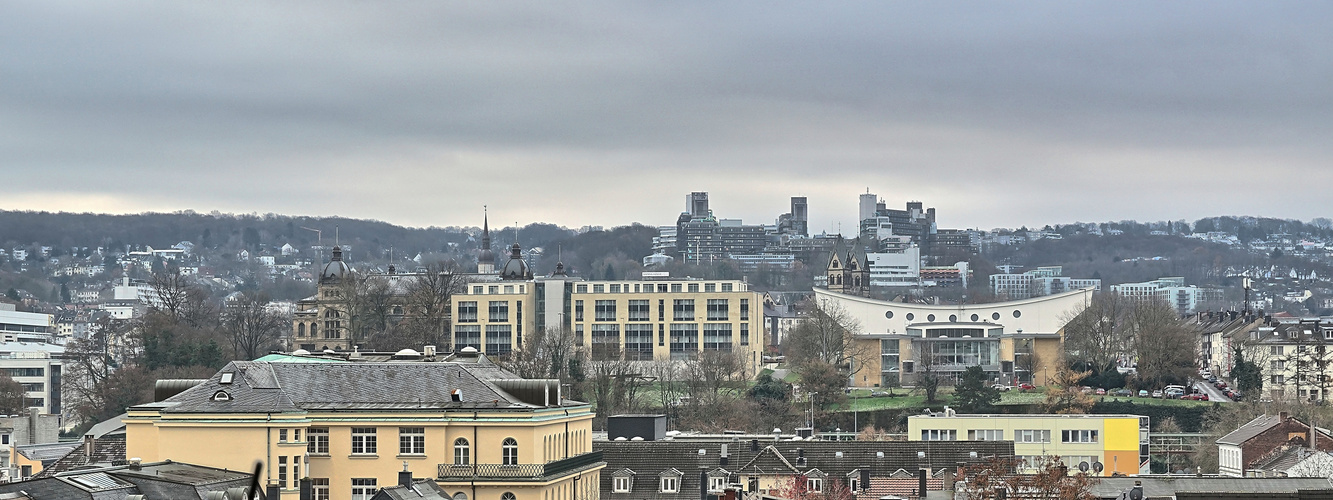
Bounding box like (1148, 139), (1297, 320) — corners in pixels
(140, 360), (565, 414)
(1217, 414), (1282, 446)
(0, 460), (247, 500)
(1251, 445), (1312, 472)
(14, 443), (79, 463)
(1090, 477), (1333, 499)
(32, 435), (126, 479)
(371, 479), (452, 500)
(595, 438), (1012, 500)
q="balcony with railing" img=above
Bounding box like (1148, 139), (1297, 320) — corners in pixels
(438, 451), (604, 481)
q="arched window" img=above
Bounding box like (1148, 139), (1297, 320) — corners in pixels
(453, 493), (468, 500)
(298, 323), (306, 337)
(501, 493), (517, 500)
(502, 438), (518, 465)
(454, 438), (470, 465)
(311, 323), (319, 338)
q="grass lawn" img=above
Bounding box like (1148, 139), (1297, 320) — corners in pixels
(835, 388), (1214, 413)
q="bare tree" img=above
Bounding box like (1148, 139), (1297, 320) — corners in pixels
(147, 271), (218, 328)
(397, 261), (469, 349)
(960, 455), (1098, 500)
(1062, 292), (1132, 372)
(503, 327), (578, 381)
(785, 298), (868, 380)
(1131, 301), (1197, 388)
(222, 291), (285, 360)
(0, 373), (26, 415)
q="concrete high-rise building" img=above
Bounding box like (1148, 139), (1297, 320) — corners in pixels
(688, 192), (709, 218)
(859, 190), (878, 224)
(790, 196), (808, 236)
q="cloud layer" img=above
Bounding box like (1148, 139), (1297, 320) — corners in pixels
(3, 2), (1330, 232)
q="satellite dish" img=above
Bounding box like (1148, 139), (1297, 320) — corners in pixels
(1093, 461), (1104, 473)
(1078, 461), (1090, 472)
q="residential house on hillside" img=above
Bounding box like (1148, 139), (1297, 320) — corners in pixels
(1218, 412), (1333, 477)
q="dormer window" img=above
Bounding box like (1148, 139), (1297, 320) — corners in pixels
(219, 372), (234, 384)
(212, 390), (231, 402)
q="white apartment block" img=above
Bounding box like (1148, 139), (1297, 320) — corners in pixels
(990, 266), (1100, 300)
(0, 343), (64, 416)
(1110, 277), (1224, 315)
(866, 246), (922, 287)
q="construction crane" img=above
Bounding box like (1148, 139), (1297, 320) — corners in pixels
(300, 226), (322, 246)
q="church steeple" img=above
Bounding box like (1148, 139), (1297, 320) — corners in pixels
(478, 206), (496, 274)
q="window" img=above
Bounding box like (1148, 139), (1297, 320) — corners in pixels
(485, 325), (513, 355)
(671, 283), (682, 293)
(312, 478), (330, 500)
(709, 476), (726, 491)
(703, 323), (732, 351)
(628, 300), (650, 321)
(501, 493), (517, 500)
(673, 299), (695, 321)
(1271, 346), (1285, 355)
(1061, 430), (1098, 443)
(807, 478), (822, 492)
(1273, 374), (1286, 384)
(614, 476), (632, 493)
(279, 429), (288, 442)
(454, 438), (470, 465)
(502, 438), (518, 465)
(577, 284), (588, 293)
(705, 283), (716, 292)
(400, 427), (425, 455)
(351, 427), (377, 455)
(670, 324), (699, 358)
(308, 427), (329, 454)
(921, 429), (956, 441)
(593, 284), (605, 293)
(293, 461), (300, 487)
(351, 478), (377, 500)
(740, 323), (749, 346)
(1272, 360), (1286, 370)
(575, 300), (584, 321)
(740, 299), (749, 320)
(457, 301), (478, 322)
(591, 324), (621, 360)
(969, 429), (1004, 441)
(688, 283), (699, 293)
(294, 429), (301, 442)
(722, 283), (733, 292)
(1014, 430), (1051, 443)
(610, 284), (621, 293)
(707, 299), (728, 321)
(455, 325), (481, 350)
(595, 300), (617, 321)
(659, 299), (666, 321)
(489, 301), (509, 322)
(278, 456), (287, 488)
(661, 476), (679, 493)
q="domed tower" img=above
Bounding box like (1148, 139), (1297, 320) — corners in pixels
(320, 246), (351, 284)
(500, 242), (532, 280)
(477, 209), (496, 274)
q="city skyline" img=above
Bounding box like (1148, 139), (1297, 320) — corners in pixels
(3, 2), (1331, 233)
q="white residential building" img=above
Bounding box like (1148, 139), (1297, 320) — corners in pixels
(1110, 277), (1224, 315)
(866, 245), (921, 287)
(0, 342), (64, 416)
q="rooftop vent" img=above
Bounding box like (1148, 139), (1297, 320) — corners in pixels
(394, 348), (422, 359)
(424, 345), (437, 357)
(291, 349), (311, 356)
(460, 346), (479, 354)
(450, 389), (462, 402)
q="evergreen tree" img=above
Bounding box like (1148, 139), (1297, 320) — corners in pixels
(1230, 344), (1263, 394)
(952, 365), (1001, 413)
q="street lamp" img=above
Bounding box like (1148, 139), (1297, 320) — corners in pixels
(809, 392), (818, 430)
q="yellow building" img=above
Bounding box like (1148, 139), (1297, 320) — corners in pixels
(907, 413), (1148, 476)
(125, 354), (604, 500)
(812, 287), (1093, 388)
(453, 269), (763, 373)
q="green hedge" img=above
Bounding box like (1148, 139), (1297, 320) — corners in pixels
(1091, 400), (1215, 432)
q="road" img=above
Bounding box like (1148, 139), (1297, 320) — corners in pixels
(1194, 381), (1232, 402)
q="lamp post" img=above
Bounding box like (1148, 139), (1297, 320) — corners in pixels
(809, 392), (818, 430)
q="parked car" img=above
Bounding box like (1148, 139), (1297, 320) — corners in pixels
(1095, 388), (1107, 395)
(1080, 386), (1095, 394)
(870, 391), (891, 397)
(1152, 390), (1164, 398)
(1208, 376), (1218, 383)
(1112, 389), (1133, 397)
(1215, 381), (1228, 390)
(992, 384), (1013, 392)
(1018, 383), (1036, 391)
(1198, 393), (1210, 401)
(1138, 389), (1150, 397)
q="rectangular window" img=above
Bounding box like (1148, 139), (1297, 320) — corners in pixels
(709, 476), (725, 491)
(472, 285), (483, 295)
(673, 299), (695, 321)
(351, 478), (377, 500)
(279, 429), (289, 442)
(740, 323), (749, 346)
(293, 461), (300, 488)
(969, 429), (1004, 441)
(457, 301), (478, 322)
(488, 301), (509, 322)
(740, 298), (749, 320)
(278, 456), (287, 488)
(628, 300), (650, 321)
(595, 300), (617, 321)
(661, 477), (679, 493)
(626, 324), (654, 361)
(454, 325), (482, 350)
(294, 429), (300, 442)
(1014, 430), (1051, 443)
(807, 478), (822, 492)
(614, 476), (631, 493)
(920, 429), (957, 441)
(351, 427), (377, 455)
(485, 325), (513, 355)
(722, 283), (733, 292)
(658, 299), (665, 321)
(308, 427), (329, 454)
(575, 300), (584, 321)
(688, 283), (699, 293)
(488, 286), (498, 294)
(658, 323), (665, 346)
(593, 284), (605, 293)
(610, 284), (621, 293)
(399, 427), (425, 455)
(706, 299), (729, 321)
(1272, 360), (1286, 370)
(19, 383), (41, 392)
(671, 283), (682, 293)
(670, 324), (699, 358)
(1274, 374), (1286, 384)
(312, 479), (330, 500)
(592, 324), (621, 360)
(1061, 430), (1098, 443)
(575, 324), (584, 346)
(504, 285), (514, 294)
(703, 323), (732, 351)
(5, 368), (42, 377)
(576, 284), (588, 293)
(1271, 346), (1285, 355)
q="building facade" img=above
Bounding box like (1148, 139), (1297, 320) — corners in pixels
(813, 287), (1093, 388)
(907, 413), (1150, 476)
(125, 357), (603, 500)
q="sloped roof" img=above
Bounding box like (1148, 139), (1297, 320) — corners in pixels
(33, 435), (126, 479)
(372, 479), (451, 500)
(142, 360), (558, 414)
(1218, 414), (1282, 446)
(14, 443), (79, 463)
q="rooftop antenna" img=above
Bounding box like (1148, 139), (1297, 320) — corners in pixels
(335, 225), (340, 246)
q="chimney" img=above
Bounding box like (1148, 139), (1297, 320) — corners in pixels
(720, 444), (728, 466)
(699, 467), (708, 500)
(299, 477), (313, 500)
(917, 468), (927, 498)
(1281, 411), (1290, 422)
(266, 482), (280, 500)
(399, 461), (413, 487)
(83, 434), (95, 459)
(859, 468), (870, 493)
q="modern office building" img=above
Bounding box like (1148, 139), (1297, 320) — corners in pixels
(813, 286), (1093, 388)
(908, 413), (1150, 476)
(990, 266), (1102, 300)
(0, 342), (64, 416)
(125, 356), (604, 500)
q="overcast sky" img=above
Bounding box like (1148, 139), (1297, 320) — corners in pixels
(3, 2), (1330, 233)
